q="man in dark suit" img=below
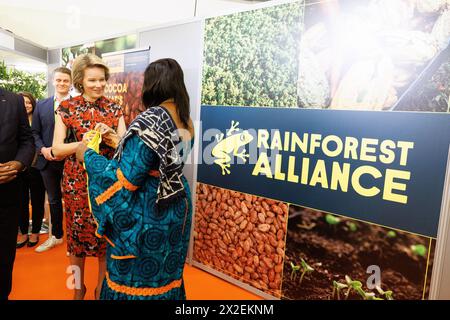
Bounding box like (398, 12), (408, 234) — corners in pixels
(0, 87), (34, 300)
(32, 67), (72, 253)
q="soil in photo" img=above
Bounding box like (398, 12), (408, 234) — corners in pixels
(282, 205), (435, 300)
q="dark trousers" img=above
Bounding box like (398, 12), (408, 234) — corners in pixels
(40, 162), (64, 239)
(18, 167), (46, 235)
(0, 204), (19, 300)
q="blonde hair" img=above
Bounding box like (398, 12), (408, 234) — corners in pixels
(71, 53), (110, 93)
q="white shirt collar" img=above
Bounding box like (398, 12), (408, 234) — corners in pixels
(54, 94), (71, 102)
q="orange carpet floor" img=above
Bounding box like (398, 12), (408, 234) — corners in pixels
(10, 234), (261, 300)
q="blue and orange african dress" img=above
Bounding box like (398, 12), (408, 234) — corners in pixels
(84, 107), (193, 300)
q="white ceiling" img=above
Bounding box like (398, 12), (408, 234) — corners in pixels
(0, 0), (272, 73)
(0, 0), (270, 49)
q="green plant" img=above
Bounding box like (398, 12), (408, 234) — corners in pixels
(0, 60), (46, 99)
(376, 286), (394, 300)
(290, 261), (300, 281)
(331, 281), (347, 300)
(325, 214), (341, 225)
(351, 282), (384, 300)
(411, 244), (427, 257)
(346, 221), (357, 232)
(362, 291), (384, 300)
(95, 34), (137, 58)
(299, 258), (314, 286)
(387, 230), (397, 238)
(201, 2), (303, 107)
(344, 275), (363, 300)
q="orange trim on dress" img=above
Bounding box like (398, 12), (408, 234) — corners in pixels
(148, 170), (160, 177)
(103, 235), (116, 247)
(110, 254), (137, 260)
(117, 168), (139, 191)
(106, 272), (182, 296)
(95, 181), (122, 205)
(95, 168), (139, 205)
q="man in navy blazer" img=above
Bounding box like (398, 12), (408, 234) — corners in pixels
(32, 67), (72, 253)
(0, 87), (34, 299)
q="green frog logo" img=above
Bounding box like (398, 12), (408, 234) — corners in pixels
(212, 121), (254, 175)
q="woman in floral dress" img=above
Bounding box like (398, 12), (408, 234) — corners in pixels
(52, 53), (126, 300)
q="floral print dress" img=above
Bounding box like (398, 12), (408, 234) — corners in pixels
(57, 95), (123, 257)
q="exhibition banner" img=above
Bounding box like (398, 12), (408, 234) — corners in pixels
(197, 107), (450, 238)
(195, 106), (450, 300)
(193, 0), (450, 300)
(103, 49), (150, 126)
(62, 34), (137, 69)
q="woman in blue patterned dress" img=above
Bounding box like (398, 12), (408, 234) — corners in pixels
(76, 58), (194, 300)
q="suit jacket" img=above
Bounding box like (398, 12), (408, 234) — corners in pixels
(32, 96), (64, 170)
(0, 88), (35, 206)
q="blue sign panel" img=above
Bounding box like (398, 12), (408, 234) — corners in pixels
(197, 106), (450, 238)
